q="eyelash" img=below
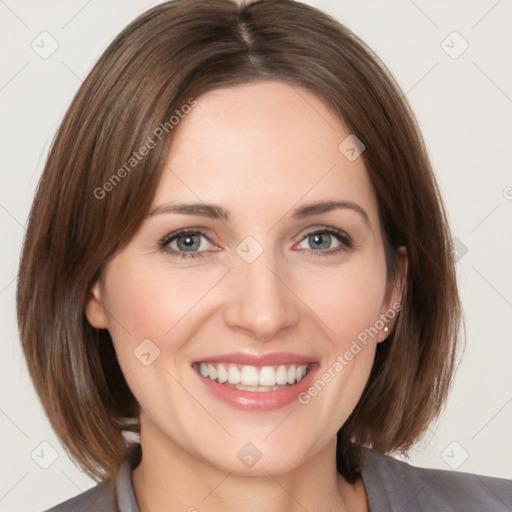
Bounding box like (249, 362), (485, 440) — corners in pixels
(158, 227), (353, 260)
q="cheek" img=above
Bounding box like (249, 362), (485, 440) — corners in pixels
(286, 250), (387, 425)
(101, 262), (200, 423)
(298, 251), (388, 345)
(101, 258), (225, 396)
(104, 258), (220, 341)
(295, 275), (381, 440)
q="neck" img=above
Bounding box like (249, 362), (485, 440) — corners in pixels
(132, 416), (368, 512)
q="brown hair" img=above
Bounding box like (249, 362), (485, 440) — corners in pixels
(17, 0), (463, 483)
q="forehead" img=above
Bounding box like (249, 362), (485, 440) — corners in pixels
(155, 80), (378, 226)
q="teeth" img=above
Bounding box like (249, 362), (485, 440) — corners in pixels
(217, 364), (228, 383)
(259, 366), (277, 386)
(240, 365), (259, 386)
(226, 383), (288, 392)
(207, 364), (217, 381)
(196, 362), (310, 387)
(287, 365), (296, 385)
(227, 365), (241, 384)
(275, 365), (288, 385)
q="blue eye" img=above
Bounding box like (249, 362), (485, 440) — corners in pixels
(159, 229), (213, 259)
(296, 228), (352, 256)
(159, 227), (352, 260)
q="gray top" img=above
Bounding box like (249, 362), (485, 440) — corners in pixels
(45, 444), (512, 511)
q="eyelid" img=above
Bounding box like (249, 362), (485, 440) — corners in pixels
(159, 227), (214, 247)
(297, 226), (352, 244)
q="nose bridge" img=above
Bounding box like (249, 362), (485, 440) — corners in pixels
(223, 244), (299, 339)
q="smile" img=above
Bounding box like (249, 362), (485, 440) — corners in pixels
(194, 362), (310, 391)
(191, 352), (318, 411)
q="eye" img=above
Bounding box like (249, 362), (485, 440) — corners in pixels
(295, 228), (352, 256)
(159, 227), (353, 260)
(159, 229), (214, 259)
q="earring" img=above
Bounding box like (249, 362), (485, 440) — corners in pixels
(383, 326), (389, 332)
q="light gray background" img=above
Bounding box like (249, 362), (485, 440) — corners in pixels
(1, 0), (511, 510)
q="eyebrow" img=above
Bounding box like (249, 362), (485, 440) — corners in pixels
(148, 200), (370, 226)
(148, 203), (229, 220)
(292, 201), (369, 226)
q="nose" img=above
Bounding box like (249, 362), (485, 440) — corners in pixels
(223, 253), (301, 341)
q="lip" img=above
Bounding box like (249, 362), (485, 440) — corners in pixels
(192, 351), (315, 367)
(192, 353), (319, 412)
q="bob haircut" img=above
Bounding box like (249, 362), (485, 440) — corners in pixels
(17, 0), (463, 484)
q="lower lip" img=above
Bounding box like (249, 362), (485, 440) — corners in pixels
(194, 364), (318, 411)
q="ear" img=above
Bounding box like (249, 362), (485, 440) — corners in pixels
(377, 246), (407, 342)
(85, 279), (109, 329)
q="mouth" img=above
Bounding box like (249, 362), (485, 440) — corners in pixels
(191, 353), (318, 411)
(192, 362), (310, 392)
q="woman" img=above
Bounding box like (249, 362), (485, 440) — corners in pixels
(16, 0), (512, 511)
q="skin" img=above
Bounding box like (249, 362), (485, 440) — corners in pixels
(86, 80), (406, 512)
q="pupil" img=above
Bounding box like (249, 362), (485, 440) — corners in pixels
(178, 235), (199, 251)
(311, 233), (330, 249)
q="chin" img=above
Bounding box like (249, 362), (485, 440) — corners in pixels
(189, 433), (315, 477)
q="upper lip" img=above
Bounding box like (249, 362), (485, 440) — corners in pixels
(193, 352), (316, 366)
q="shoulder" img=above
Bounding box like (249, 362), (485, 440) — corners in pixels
(361, 447), (512, 511)
(43, 443), (140, 512)
(43, 479), (117, 512)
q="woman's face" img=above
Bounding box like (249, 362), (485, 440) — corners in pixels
(86, 80), (403, 475)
